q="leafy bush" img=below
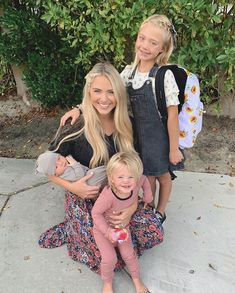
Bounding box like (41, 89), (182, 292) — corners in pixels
(0, 0), (234, 108)
(166, 1), (235, 104)
(24, 53), (85, 107)
(41, 0), (235, 105)
(0, 2), (84, 107)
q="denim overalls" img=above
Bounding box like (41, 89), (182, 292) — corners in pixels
(127, 64), (170, 176)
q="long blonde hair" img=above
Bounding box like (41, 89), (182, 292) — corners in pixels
(134, 14), (175, 67)
(52, 62), (135, 168)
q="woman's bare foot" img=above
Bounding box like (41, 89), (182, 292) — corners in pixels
(132, 278), (149, 293)
(102, 282), (113, 293)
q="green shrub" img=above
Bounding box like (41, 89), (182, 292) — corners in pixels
(0, 0), (234, 108)
(25, 53), (85, 107)
(0, 2), (84, 107)
(41, 0), (234, 105)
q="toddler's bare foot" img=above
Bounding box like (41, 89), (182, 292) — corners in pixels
(102, 282), (113, 293)
(132, 278), (149, 293)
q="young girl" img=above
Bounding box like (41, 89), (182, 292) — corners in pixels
(60, 14), (184, 224)
(92, 151), (152, 293)
(121, 14), (184, 223)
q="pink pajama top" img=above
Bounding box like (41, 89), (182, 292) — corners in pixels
(92, 175), (153, 238)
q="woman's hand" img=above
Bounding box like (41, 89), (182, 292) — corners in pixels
(108, 201), (138, 227)
(60, 107), (81, 127)
(48, 172), (100, 199)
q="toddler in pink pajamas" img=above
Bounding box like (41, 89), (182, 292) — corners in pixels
(92, 151), (152, 293)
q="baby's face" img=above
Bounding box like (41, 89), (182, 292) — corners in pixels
(55, 155), (68, 176)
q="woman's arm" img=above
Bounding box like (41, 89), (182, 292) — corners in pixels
(108, 201), (138, 227)
(60, 107), (81, 127)
(48, 172), (100, 199)
(167, 105), (184, 165)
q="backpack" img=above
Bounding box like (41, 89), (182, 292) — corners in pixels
(155, 65), (204, 149)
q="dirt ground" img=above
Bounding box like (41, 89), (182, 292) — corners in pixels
(0, 96), (234, 176)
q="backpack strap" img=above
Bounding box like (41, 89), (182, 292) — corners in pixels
(128, 65), (138, 80)
(155, 65), (188, 118)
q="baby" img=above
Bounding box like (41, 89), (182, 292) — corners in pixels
(35, 151), (107, 187)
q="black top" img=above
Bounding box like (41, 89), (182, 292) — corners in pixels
(57, 133), (117, 168)
(51, 116), (138, 168)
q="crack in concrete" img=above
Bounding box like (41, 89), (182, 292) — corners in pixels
(0, 181), (49, 217)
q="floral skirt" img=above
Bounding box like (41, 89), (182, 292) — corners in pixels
(38, 190), (164, 274)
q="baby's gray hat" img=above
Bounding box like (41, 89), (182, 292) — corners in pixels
(35, 151), (59, 175)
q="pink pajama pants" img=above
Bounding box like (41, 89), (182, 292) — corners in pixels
(93, 228), (139, 283)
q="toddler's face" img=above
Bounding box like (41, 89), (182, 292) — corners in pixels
(55, 155), (68, 176)
(110, 164), (137, 196)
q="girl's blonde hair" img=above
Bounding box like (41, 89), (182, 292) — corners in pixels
(51, 62), (135, 168)
(106, 151), (143, 189)
(134, 14), (176, 66)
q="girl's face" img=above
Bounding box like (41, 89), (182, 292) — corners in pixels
(55, 155), (68, 176)
(110, 164), (137, 196)
(135, 22), (164, 64)
(89, 75), (117, 117)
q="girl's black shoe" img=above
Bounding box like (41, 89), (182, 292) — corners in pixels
(155, 210), (166, 224)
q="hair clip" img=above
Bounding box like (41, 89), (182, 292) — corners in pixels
(170, 21), (177, 49)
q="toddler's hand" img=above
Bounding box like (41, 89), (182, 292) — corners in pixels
(108, 227), (128, 243)
(107, 228), (116, 243)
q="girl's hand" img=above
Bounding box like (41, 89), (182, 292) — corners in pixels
(60, 107), (81, 127)
(108, 201), (138, 227)
(48, 172), (100, 199)
(169, 149), (184, 165)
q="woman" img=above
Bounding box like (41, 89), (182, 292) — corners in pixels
(38, 62), (163, 273)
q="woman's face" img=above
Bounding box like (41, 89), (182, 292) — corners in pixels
(89, 75), (117, 117)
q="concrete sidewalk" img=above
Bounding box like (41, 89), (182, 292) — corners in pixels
(0, 157), (234, 293)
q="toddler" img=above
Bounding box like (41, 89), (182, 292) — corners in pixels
(92, 151), (152, 293)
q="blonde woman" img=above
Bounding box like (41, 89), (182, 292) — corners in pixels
(38, 62), (163, 273)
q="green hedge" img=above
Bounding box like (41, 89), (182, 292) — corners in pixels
(0, 0), (234, 107)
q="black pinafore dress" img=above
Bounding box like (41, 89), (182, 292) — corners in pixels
(127, 65), (170, 176)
